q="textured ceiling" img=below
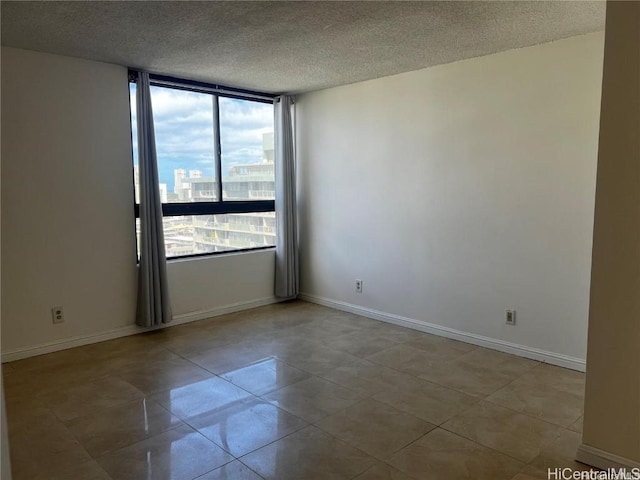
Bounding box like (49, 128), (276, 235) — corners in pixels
(1, 1), (605, 94)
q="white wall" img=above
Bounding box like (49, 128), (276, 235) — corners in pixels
(168, 251), (276, 320)
(297, 32), (604, 365)
(1, 48), (276, 360)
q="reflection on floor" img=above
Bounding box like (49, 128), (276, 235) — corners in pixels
(3, 300), (589, 479)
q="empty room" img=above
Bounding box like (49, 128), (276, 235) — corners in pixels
(1, 1), (638, 479)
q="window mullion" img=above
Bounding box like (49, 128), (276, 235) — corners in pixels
(213, 95), (223, 202)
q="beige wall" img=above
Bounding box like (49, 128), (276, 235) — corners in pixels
(297, 32), (604, 367)
(1, 48), (276, 359)
(581, 0), (640, 465)
(1, 47), (138, 355)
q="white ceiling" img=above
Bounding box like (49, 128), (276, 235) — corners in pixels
(1, 1), (605, 94)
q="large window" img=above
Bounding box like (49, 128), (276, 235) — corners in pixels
(130, 74), (276, 258)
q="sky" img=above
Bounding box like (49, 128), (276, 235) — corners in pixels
(130, 84), (273, 192)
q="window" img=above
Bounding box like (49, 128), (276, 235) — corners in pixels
(130, 74), (276, 258)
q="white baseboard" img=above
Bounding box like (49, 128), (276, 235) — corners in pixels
(299, 292), (586, 372)
(576, 443), (640, 470)
(171, 296), (281, 324)
(1, 296), (281, 363)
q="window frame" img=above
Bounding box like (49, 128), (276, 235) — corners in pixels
(129, 71), (278, 260)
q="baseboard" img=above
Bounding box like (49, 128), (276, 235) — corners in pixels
(576, 443), (640, 470)
(1, 296), (281, 363)
(171, 296), (281, 324)
(299, 292), (586, 372)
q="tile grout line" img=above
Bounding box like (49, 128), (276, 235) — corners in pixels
(5, 300), (586, 479)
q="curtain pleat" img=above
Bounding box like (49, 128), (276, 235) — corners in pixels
(135, 72), (172, 327)
(274, 95), (299, 298)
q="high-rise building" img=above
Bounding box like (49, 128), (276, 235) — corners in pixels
(158, 184), (168, 204)
(190, 163), (276, 254)
(132, 164), (167, 203)
(174, 169), (190, 201)
(159, 132), (276, 257)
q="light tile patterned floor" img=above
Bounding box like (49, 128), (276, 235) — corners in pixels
(3, 300), (591, 479)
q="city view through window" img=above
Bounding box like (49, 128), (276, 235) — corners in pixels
(131, 84), (276, 258)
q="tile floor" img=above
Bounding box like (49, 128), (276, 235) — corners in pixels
(3, 300), (591, 479)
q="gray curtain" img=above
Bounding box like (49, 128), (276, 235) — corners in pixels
(274, 95), (299, 298)
(135, 72), (172, 327)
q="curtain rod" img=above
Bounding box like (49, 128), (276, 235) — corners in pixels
(128, 69), (279, 103)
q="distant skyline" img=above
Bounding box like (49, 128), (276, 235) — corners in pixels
(130, 84), (273, 192)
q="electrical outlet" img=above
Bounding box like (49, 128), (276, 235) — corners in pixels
(506, 309), (516, 325)
(52, 306), (64, 324)
(355, 279), (363, 293)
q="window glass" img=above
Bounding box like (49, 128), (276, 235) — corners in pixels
(129, 79), (276, 259)
(135, 213), (276, 257)
(131, 84), (217, 203)
(219, 97), (275, 200)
